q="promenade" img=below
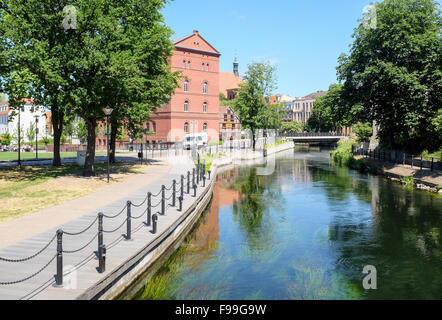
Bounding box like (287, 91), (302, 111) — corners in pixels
(0, 152), (211, 299)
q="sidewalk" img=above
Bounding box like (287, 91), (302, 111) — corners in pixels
(0, 158), (174, 249)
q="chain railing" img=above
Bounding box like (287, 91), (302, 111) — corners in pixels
(0, 165), (213, 290)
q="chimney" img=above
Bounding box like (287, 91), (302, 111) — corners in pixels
(193, 30), (199, 35)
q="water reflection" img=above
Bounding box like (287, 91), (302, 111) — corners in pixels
(127, 150), (442, 300)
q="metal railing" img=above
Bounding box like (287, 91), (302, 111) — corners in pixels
(0, 164), (212, 289)
(353, 147), (442, 172)
(280, 132), (346, 137)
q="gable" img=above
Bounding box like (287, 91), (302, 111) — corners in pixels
(174, 30), (220, 55)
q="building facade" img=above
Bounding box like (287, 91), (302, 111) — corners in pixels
(1, 99), (49, 142)
(219, 105), (241, 141)
(146, 30), (221, 144)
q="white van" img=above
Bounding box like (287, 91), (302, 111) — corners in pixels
(183, 132), (208, 150)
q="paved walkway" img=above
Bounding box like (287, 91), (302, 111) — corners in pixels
(0, 153), (205, 299)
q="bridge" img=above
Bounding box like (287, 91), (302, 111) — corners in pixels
(280, 132), (348, 146)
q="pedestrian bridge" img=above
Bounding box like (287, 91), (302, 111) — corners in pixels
(280, 132), (347, 145)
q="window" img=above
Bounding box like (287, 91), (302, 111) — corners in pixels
(184, 80), (188, 92)
(183, 60), (186, 68)
(184, 101), (189, 112)
(184, 122), (189, 133)
(152, 122), (156, 133)
(206, 64), (209, 72)
(232, 124), (235, 129)
(203, 102), (207, 113)
(224, 115), (227, 121)
(203, 123), (207, 132)
(203, 82), (207, 94)
(146, 123), (150, 131)
(188, 61), (191, 69)
(202, 63), (205, 71)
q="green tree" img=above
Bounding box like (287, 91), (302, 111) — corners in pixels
(282, 120), (303, 133)
(231, 62), (280, 150)
(219, 93), (229, 106)
(26, 121), (35, 144)
(62, 0), (179, 175)
(0, 133), (11, 146)
(337, 0), (441, 152)
(353, 122), (373, 142)
(0, 93), (6, 103)
(0, 0), (76, 166)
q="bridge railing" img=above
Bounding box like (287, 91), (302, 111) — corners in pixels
(280, 132), (346, 137)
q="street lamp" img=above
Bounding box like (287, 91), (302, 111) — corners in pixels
(103, 107), (113, 183)
(34, 115), (39, 159)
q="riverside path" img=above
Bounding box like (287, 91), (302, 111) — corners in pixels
(0, 153), (213, 300)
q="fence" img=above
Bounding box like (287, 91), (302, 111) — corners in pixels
(280, 132), (346, 137)
(353, 146), (442, 172)
(0, 162), (212, 289)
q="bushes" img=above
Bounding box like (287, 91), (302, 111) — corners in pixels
(330, 139), (374, 173)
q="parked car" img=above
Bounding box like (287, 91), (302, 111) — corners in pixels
(183, 133), (208, 150)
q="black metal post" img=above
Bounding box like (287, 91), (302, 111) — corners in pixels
(403, 153), (406, 165)
(208, 170), (211, 180)
(203, 174), (206, 187)
(181, 175), (184, 200)
(187, 171), (190, 194)
(106, 115), (110, 183)
(420, 156), (423, 170)
(98, 244), (106, 274)
(179, 196), (183, 212)
(152, 214), (158, 234)
(192, 168), (196, 188)
(172, 180), (176, 207)
(126, 201), (132, 240)
(431, 158), (434, 171)
(55, 229), (63, 287)
(161, 185), (165, 215)
(98, 212), (103, 256)
(411, 155), (414, 168)
(147, 192), (152, 226)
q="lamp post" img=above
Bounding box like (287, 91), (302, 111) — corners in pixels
(34, 115), (39, 159)
(103, 107), (113, 183)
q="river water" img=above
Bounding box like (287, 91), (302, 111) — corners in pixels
(124, 149), (442, 300)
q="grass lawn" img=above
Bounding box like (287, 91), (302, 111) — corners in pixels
(0, 161), (147, 222)
(0, 151), (131, 161)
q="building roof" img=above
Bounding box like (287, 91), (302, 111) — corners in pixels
(303, 90), (327, 100)
(173, 30), (220, 56)
(219, 72), (243, 97)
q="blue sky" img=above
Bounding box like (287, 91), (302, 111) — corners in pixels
(162, 0), (373, 97)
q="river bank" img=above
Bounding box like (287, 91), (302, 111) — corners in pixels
(331, 139), (442, 194)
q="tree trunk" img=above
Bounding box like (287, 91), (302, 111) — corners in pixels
(83, 119), (96, 177)
(109, 120), (118, 164)
(51, 105), (64, 166)
(251, 129), (256, 151)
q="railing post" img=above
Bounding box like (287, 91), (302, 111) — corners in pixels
(181, 175), (184, 200)
(403, 153), (405, 166)
(172, 179), (176, 207)
(161, 185), (165, 215)
(411, 155), (414, 168)
(192, 168), (195, 188)
(208, 170), (211, 180)
(126, 201), (132, 240)
(187, 171), (190, 194)
(193, 182), (197, 197)
(152, 214), (158, 234)
(203, 174), (206, 187)
(55, 229), (63, 287)
(431, 158), (434, 171)
(147, 192), (152, 226)
(420, 156), (423, 170)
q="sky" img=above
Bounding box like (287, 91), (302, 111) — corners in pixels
(162, 0), (374, 98)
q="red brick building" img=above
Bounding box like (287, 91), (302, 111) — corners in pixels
(146, 30), (221, 144)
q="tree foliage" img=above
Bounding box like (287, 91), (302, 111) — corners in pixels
(337, 0), (441, 152)
(353, 122), (373, 143)
(231, 62), (281, 149)
(282, 120), (303, 133)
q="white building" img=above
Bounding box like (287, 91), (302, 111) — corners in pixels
(2, 99), (49, 143)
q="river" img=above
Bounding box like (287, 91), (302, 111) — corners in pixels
(121, 149), (442, 300)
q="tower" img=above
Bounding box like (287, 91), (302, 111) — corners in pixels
(233, 56), (239, 77)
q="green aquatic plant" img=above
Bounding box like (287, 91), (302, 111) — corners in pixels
(401, 176), (415, 189)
